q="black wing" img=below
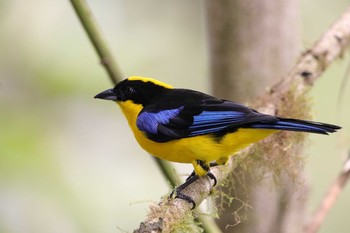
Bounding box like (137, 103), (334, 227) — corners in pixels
(136, 89), (277, 142)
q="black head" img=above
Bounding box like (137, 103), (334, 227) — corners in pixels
(94, 77), (172, 106)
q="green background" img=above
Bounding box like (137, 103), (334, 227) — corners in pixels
(0, 0), (349, 232)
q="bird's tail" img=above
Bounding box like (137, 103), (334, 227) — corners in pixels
(248, 118), (341, 135)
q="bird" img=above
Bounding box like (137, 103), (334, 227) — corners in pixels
(95, 76), (340, 208)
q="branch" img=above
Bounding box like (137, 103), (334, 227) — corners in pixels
(70, 0), (181, 188)
(135, 6), (350, 232)
(268, 5), (350, 99)
(134, 166), (228, 233)
(304, 153), (350, 233)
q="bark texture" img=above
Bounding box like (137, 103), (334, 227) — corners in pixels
(206, 0), (299, 103)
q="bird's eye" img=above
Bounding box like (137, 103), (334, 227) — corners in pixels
(121, 86), (136, 100)
(115, 84), (138, 101)
(126, 86), (135, 94)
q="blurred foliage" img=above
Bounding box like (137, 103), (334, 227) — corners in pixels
(0, 0), (349, 232)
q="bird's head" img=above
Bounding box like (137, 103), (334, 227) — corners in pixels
(94, 76), (173, 106)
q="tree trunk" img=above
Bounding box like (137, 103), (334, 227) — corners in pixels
(205, 1), (305, 232)
(206, 0), (299, 102)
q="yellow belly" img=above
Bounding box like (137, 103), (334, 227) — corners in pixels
(118, 101), (277, 165)
(133, 126), (276, 163)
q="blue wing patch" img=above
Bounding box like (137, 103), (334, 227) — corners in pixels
(136, 107), (184, 134)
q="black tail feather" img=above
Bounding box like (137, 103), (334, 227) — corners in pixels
(248, 118), (341, 135)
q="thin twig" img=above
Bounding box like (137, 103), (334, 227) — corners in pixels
(69, 0), (179, 187)
(304, 153), (350, 233)
(70, 0), (122, 84)
(135, 6), (350, 232)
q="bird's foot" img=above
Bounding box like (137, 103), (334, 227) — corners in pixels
(169, 171), (217, 209)
(170, 174), (198, 209)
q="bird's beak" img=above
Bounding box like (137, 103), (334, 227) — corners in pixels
(94, 88), (118, 101)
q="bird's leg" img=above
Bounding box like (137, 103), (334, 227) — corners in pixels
(206, 157), (229, 186)
(186, 162), (217, 182)
(186, 160), (218, 181)
(196, 160), (217, 186)
(185, 170), (196, 181)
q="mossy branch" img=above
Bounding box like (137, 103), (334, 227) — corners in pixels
(134, 166), (229, 233)
(135, 6), (350, 233)
(265, 5), (350, 107)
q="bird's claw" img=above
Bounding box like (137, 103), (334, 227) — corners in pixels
(174, 192), (196, 209)
(207, 172), (217, 186)
(169, 171), (217, 209)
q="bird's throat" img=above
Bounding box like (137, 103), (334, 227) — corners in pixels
(117, 100), (143, 128)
